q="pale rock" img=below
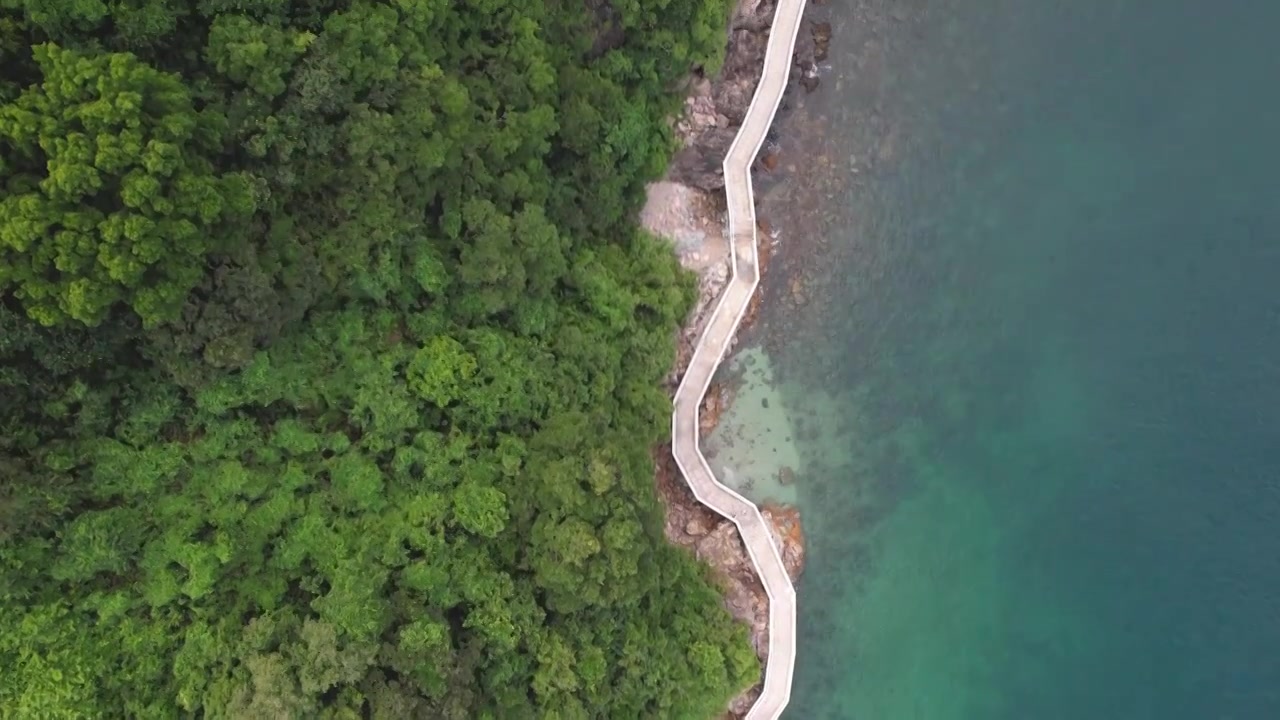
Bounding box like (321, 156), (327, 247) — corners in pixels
(685, 517), (710, 536)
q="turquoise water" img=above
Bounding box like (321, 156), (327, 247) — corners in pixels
(731, 2), (1280, 718)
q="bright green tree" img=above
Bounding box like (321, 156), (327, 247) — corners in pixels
(0, 43), (253, 326)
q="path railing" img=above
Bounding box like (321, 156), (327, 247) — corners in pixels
(670, 1), (808, 718)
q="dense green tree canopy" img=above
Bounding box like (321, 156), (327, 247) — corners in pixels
(0, 43), (254, 326)
(0, 0), (754, 717)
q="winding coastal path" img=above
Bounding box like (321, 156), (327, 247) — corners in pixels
(670, 0), (808, 718)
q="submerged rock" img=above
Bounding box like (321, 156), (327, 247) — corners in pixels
(763, 504), (807, 581)
(777, 465), (796, 486)
(812, 21), (833, 62)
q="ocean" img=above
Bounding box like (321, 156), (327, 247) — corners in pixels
(703, 1), (1280, 718)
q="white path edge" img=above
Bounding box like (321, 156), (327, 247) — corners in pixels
(670, 1), (808, 718)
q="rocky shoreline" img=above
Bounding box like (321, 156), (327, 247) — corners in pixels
(653, 447), (804, 716)
(638, 0), (829, 713)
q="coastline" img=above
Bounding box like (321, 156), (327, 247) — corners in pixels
(640, 0), (815, 715)
(687, 4), (1018, 716)
(643, 3), (1280, 719)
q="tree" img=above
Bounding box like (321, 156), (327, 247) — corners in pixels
(0, 0), (757, 716)
(0, 44), (253, 326)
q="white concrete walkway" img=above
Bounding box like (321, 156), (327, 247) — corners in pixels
(671, 1), (808, 718)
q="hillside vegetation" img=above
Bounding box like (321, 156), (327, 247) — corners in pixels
(0, 0), (757, 717)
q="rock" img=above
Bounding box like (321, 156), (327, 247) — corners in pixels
(762, 504), (806, 581)
(712, 257), (730, 281)
(735, 0), (766, 19)
(713, 70), (758, 125)
(760, 151), (779, 171)
(800, 61), (820, 93)
(811, 20), (832, 41)
(789, 275), (808, 306)
(686, 517), (711, 537)
(812, 21), (832, 62)
(877, 126), (899, 163)
(695, 522), (748, 574)
(681, 505), (809, 686)
(640, 182), (710, 245)
(777, 466), (796, 486)
(665, 0), (781, 193)
(729, 686), (763, 717)
(676, 228), (707, 250)
(696, 520), (770, 654)
(667, 127), (736, 190)
(700, 383), (731, 435)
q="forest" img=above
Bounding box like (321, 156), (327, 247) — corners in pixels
(0, 0), (758, 717)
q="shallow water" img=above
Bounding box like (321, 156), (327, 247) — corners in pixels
(707, 1), (1280, 718)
